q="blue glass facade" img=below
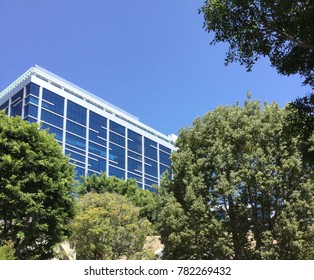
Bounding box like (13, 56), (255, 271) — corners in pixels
(0, 67), (175, 191)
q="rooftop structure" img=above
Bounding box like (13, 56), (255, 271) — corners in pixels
(0, 65), (176, 191)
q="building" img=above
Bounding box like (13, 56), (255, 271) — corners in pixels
(0, 65), (176, 192)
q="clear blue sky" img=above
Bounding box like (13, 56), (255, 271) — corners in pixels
(0, 0), (311, 136)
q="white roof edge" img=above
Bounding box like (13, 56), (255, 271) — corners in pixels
(33, 65), (139, 121)
(0, 65), (176, 145)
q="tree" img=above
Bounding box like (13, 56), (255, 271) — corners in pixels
(159, 98), (314, 259)
(0, 241), (15, 260)
(0, 111), (75, 259)
(69, 192), (152, 259)
(286, 93), (314, 166)
(79, 173), (159, 225)
(199, 1), (314, 87)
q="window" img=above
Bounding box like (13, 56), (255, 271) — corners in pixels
(89, 142), (106, 157)
(10, 90), (23, 117)
(109, 120), (125, 136)
(67, 120), (86, 137)
(109, 143), (125, 168)
(145, 178), (158, 187)
(42, 88), (64, 115)
(0, 101), (9, 113)
(41, 123), (63, 141)
(24, 116), (37, 124)
(65, 144), (85, 155)
(128, 150), (142, 161)
(144, 137), (157, 160)
(160, 164), (172, 177)
(11, 101), (23, 117)
(41, 109), (64, 128)
(128, 157), (142, 175)
(109, 166), (125, 180)
(159, 150), (171, 166)
(67, 100), (86, 125)
(26, 82), (40, 97)
(25, 95), (39, 105)
(159, 144), (171, 154)
(144, 158), (158, 178)
(88, 156), (106, 173)
(89, 130), (106, 146)
(89, 111), (107, 130)
(24, 104), (38, 118)
(110, 131), (125, 147)
(11, 89), (23, 104)
(127, 172), (142, 186)
(66, 132), (86, 150)
(65, 149), (85, 163)
(128, 129), (142, 154)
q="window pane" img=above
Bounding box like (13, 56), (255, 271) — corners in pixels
(109, 143), (125, 168)
(26, 82), (40, 97)
(11, 89), (23, 104)
(0, 101), (9, 112)
(144, 158), (158, 177)
(67, 120), (86, 137)
(159, 150), (171, 166)
(128, 157), (142, 175)
(144, 138), (157, 160)
(88, 156), (106, 173)
(41, 109), (64, 128)
(89, 111), (107, 130)
(11, 101), (23, 117)
(110, 131), (125, 147)
(65, 149), (85, 163)
(25, 95), (39, 105)
(67, 100), (86, 125)
(89, 130), (106, 146)
(24, 104), (38, 118)
(160, 164), (172, 177)
(159, 144), (171, 154)
(89, 142), (106, 157)
(66, 132), (86, 150)
(128, 129), (142, 154)
(42, 88), (64, 115)
(109, 120), (125, 136)
(109, 166), (125, 180)
(41, 123), (63, 141)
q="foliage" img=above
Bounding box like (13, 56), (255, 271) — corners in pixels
(0, 111), (75, 259)
(286, 93), (314, 166)
(0, 241), (15, 260)
(69, 192), (152, 259)
(199, 1), (314, 87)
(159, 98), (314, 259)
(79, 173), (159, 224)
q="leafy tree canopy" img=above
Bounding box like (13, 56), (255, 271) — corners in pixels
(79, 173), (159, 224)
(159, 98), (314, 259)
(0, 241), (15, 260)
(286, 93), (314, 166)
(200, 0), (314, 87)
(0, 111), (75, 259)
(70, 192), (152, 260)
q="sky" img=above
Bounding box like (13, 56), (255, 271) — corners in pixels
(0, 0), (312, 136)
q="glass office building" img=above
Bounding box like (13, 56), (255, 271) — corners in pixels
(0, 65), (176, 191)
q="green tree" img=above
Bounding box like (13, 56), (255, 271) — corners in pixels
(159, 98), (314, 259)
(286, 93), (314, 166)
(0, 241), (15, 260)
(79, 173), (159, 224)
(70, 192), (152, 259)
(0, 111), (75, 259)
(199, 1), (314, 87)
